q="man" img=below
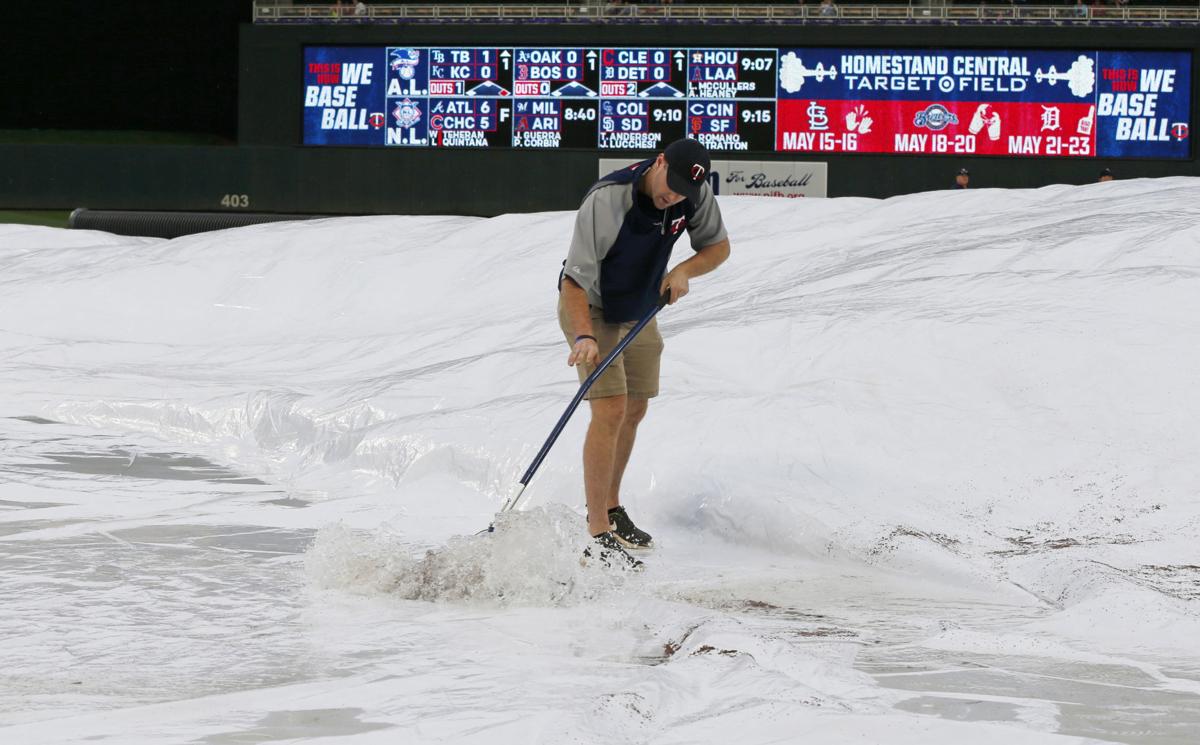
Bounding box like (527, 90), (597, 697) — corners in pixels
(954, 167), (970, 189)
(558, 138), (730, 569)
(1098, 168), (1114, 182)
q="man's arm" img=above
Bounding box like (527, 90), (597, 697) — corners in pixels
(561, 273), (600, 367)
(562, 185), (625, 367)
(660, 238), (730, 304)
(561, 276), (600, 367)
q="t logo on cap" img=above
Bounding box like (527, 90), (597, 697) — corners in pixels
(664, 137), (713, 203)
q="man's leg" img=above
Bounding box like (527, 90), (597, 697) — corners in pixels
(607, 398), (648, 511)
(583, 395), (627, 536)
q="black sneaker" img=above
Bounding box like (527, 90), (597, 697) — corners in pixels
(583, 531), (645, 571)
(608, 506), (653, 549)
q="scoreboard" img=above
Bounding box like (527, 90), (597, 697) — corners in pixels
(303, 45), (1192, 160)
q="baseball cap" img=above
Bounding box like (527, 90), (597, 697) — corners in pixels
(957, 168), (970, 175)
(664, 138), (711, 202)
(1099, 167), (1113, 177)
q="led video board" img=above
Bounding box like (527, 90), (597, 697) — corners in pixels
(303, 45), (1191, 159)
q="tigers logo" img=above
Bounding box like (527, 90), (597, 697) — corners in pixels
(690, 164), (706, 182)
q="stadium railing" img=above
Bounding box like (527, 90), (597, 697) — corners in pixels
(251, 2), (1200, 26)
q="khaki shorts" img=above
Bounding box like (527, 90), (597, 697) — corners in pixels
(558, 294), (664, 400)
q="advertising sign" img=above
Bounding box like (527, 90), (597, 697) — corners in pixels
(303, 45), (1191, 160)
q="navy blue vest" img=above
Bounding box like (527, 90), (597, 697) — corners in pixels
(591, 160), (697, 323)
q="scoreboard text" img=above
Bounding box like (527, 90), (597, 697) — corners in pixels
(302, 45), (1191, 160)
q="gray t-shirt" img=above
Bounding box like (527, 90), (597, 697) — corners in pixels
(563, 175), (728, 308)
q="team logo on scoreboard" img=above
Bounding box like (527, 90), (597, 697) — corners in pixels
(392, 98), (422, 128)
(389, 48), (420, 80)
(368, 112), (386, 129)
(1171, 122), (1189, 141)
(913, 104), (959, 131)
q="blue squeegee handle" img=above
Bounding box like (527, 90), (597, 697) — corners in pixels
(498, 294), (669, 515)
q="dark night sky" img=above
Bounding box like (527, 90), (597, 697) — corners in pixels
(1, 0), (251, 137)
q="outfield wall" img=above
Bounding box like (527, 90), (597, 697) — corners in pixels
(3, 21), (1195, 216)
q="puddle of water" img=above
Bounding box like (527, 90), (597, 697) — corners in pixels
(197, 708), (392, 744)
(264, 497), (310, 509)
(666, 570), (1200, 745)
(0, 499), (67, 510)
(110, 524), (314, 556)
(0, 524), (320, 715)
(895, 695), (1021, 723)
(0, 418), (351, 722)
(0, 519), (90, 538)
(7, 416), (59, 425)
(19, 451), (266, 484)
(865, 650), (1200, 745)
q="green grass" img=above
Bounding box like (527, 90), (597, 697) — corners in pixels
(0, 211), (72, 228)
(0, 130), (232, 146)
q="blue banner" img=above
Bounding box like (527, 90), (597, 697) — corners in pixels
(301, 45), (1191, 159)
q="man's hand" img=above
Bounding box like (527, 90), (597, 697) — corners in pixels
(660, 268), (691, 305)
(561, 278), (600, 367)
(659, 239), (729, 305)
(569, 337), (600, 367)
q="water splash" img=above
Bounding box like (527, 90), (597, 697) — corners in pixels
(304, 504), (635, 606)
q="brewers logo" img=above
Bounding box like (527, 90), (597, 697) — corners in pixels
(913, 104), (959, 131)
